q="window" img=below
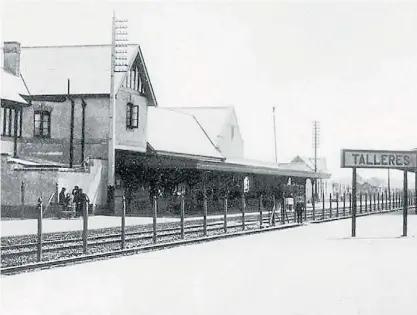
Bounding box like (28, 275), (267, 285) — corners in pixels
(126, 103), (139, 129)
(2, 107), (22, 137)
(123, 65), (144, 94)
(34, 110), (51, 138)
(231, 126), (235, 140)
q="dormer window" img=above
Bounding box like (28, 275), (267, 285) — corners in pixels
(126, 103), (139, 129)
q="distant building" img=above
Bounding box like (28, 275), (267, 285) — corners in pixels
(291, 155), (331, 201)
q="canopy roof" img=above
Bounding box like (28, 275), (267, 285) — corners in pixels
(1, 69), (29, 106)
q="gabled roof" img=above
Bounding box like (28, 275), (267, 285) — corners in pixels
(169, 106), (234, 144)
(147, 107), (224, 161)
(292, 155), (329, 174)
(365, 177), (385, 187)
(19, 44), (157, 105)
(1, 68), (29, 105)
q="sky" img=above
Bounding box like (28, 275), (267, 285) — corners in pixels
(1, 0), (416, 187)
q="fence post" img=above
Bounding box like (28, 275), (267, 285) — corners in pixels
(329, 193), (332, 218)
(37, 197), (43, 262)
(382, 192), (384, 210)
(349, 193), (352, 215)
(121, 196), (126, 249)
(82, 198), (88, 254)
(55, 183), (59, 203)
(399, 192), (402, 208)
(224, 195), (228, 233)
(336, 193), (339, 217)
(365, 193), (368, 213)
(241, 193), (246, 231)
(153, 195), (157, 244)
(343, 193), (346, 216)
(203, 192), (208, 236)
(180, 194), (185, 239)
(397, 192), (399, 208)
(259, 194), (263, 228)
(369, 193), (371, 212)
(394, 192), (397, 208)
(378, 192), (380, 211)
(369, 193), (372, 211)
(21, 181), (25, 205)
(399, 192), (401, 208)
(372, 193), (374, 211)
(280, 196), (284, 225)
(294, 195), (297, 223)
(312, 187), (315, 221)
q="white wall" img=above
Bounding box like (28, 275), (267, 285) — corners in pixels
(58, 159), (107, 207)
(217, 110), (244, 159)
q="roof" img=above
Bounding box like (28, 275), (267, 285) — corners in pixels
(196, 158), (330, 179)
(147, 107), (224, 161)
(292, 155), (329, 174)
(169, 106), (234, 144)
(1, 68), (29, 105)
(19, 44), (157, 105)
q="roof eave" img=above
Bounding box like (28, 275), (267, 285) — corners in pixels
(154, 150), (224, 163)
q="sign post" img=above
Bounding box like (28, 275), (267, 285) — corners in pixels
(341, 149), (417, 238)
(403, 171), (408, 237)
(352, 168), (357, 237)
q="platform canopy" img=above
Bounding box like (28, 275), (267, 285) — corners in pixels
(197, 157), (330, 179)
(118, 151), (330, 180)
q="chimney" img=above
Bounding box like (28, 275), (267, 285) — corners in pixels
(3, 41), (21, 76)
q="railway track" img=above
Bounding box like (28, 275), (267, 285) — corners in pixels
(1, 218), (264, 256)
(1, 206), (406, 275)
(1, 220), (303, 276)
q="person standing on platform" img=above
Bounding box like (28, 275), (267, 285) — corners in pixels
(296, 197), (304, 223)
(72, 186), (81, 217)
(59, 188), (66, 205)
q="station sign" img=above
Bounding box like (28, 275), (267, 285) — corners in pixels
(341, 149), (417, 169)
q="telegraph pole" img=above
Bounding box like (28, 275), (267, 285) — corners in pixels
(312, 121), (320, 198)
(273, 107), (277, 163)
(68, 79), (75, 168)
(108, 11), (128, 210)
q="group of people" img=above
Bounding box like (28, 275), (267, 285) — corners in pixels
(58, 186), (90, 217)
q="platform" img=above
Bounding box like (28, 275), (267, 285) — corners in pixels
(2, 213), (417, 315)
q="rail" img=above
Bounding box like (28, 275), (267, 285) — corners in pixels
(1, 193), (415, 275)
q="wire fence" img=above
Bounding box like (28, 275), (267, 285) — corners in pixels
(1, 190), (416, 270)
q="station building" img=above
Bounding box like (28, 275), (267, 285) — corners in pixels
(1, 41), (331, 218)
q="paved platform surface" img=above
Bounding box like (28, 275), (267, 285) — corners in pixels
(0, 212), (261, 237)
(2, 213), (417, 315)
